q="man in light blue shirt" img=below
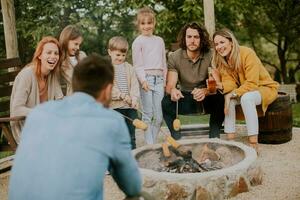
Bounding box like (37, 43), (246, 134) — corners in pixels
(9, 54), (142, 200)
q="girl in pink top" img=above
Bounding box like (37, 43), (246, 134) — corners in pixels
(132, 7), (167, 144)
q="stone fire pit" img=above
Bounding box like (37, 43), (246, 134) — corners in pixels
(133, 138), (262, 200)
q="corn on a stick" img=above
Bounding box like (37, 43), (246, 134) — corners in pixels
(120, 114), (148, 130)
(173, 101), (181, 131)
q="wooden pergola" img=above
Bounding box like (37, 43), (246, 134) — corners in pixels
(1, 0), (215, 59)
(1, 0), (18, 58)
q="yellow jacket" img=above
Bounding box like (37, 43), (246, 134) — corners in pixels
(220, 46), (279, 113)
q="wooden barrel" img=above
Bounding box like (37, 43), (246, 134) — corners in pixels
(258, 92), (293, 144)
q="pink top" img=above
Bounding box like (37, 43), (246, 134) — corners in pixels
(132, 35), (167, 84)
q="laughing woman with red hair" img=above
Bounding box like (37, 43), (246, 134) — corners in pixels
(10, 36), (63, 143)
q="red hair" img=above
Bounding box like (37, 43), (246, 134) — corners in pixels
(31, 36), (61, 80)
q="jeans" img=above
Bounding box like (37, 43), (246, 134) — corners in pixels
(162, 91), (224, 139)
(225, 90), (261, 136)
(140, 75), (164, 144)
(114, 108), (138, 149)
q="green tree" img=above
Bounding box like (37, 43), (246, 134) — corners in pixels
(239, 0), (300, 83)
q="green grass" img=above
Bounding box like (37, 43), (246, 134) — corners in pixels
(292, 103), (300, 127)
(177, 102), (300, 126)
(178, 114), (210, 124)
(0, 151), (13, 159)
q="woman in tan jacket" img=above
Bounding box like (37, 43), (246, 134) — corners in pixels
(211, 28), (279, 150)
(10, 36), (63, 143)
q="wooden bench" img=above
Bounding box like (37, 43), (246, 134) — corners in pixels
(0, 57), (24, 151)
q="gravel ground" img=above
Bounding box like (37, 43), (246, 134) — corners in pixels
(1, 126), (300, 200)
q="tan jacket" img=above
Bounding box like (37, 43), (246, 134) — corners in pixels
(61, 51), (87, 96)
(10, 65), (63, 143)
(220, 46), (279, 113)
(110, 62), (140, 109)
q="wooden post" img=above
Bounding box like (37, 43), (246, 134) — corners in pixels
(203, 0), (215, 38)
(1, 0), (19, 58)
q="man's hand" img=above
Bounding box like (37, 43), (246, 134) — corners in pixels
(191, 88), (207, 101)
(170, 88), (184, 101)
(141, 81), (150, 92)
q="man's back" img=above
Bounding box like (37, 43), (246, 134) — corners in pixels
(9, 92), (141, 200)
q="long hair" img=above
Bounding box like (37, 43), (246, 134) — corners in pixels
(134, 6), (156, 32)
(177, 22), (211, 54)
(31, 36), (61, 80)
(212, 28), (241, 73)
(59, 25), (83, 62)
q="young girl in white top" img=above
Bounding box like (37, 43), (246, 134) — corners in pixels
(132, 7), (167, 144)
(59, 25), (86, 96)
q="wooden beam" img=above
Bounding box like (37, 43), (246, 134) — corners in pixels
(203, 0), (215, 38)
(1, 0), (19, 58)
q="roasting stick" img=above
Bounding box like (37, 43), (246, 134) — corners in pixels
(173, 101), (181, 131)
(120, 113), (134, 122)
(176, 100), (178, 118)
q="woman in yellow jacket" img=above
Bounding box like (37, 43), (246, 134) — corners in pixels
(211, 28), (279, 150)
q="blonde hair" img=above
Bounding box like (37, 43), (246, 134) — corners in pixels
(108, 36), (128, 53)
(135, 6), (156, 30)
(212, 28), (241, 73)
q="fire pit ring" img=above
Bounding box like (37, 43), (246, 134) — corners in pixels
(133, 138), (262, 200)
